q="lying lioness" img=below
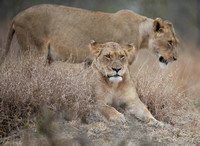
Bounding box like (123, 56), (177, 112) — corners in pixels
(88, 41), (163, 127)
(2, 4), (178, 68)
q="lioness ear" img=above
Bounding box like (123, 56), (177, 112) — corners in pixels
(153, 18), (165, 33)
(89, 40), (103, 57)
(122, 43), (135, 57)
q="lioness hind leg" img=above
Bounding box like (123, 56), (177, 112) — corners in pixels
(45, 43), (53, 64)
(39, 40), (55, 65)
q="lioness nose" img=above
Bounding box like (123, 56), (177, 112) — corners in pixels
(173, 56), (177, 61)
(112, 68), (121, 73)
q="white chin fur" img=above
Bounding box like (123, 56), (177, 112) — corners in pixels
(159, 62), (167, 69)
(109, 76), (123, 83)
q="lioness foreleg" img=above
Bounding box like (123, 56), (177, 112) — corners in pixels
(126, 97), (164, 127)
(122, 86), (164, 127)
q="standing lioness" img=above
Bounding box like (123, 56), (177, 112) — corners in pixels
(89, 41), (163, 127)
(2, 4), (178, 67)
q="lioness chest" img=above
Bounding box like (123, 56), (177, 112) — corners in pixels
(96, 80), (133, 107)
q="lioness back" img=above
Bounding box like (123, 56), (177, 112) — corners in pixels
(6, 4), (144, 62)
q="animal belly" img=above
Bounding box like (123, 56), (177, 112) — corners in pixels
(49, 43), (90, 62)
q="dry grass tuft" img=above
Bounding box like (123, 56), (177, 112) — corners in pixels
(0, 51), (95, 138)
(131, 50), (200, 124)
(133, 62), (187, 124)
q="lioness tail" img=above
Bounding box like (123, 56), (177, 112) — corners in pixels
(0, 20), (15, 65)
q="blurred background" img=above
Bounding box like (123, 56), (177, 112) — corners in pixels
(0, 0), (200, 48)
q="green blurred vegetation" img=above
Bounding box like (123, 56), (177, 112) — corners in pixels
(0, 0), (199, 46)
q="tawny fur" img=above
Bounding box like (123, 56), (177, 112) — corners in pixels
(2, 4), (178, 65)
(88, 41), (163, 127)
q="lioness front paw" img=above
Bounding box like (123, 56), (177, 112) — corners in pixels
(109, 113), (126, 124)
(148, 118), (164, 128)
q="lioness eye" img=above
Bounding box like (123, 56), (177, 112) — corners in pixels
(168, 40), (173, 46)
(105, 55), (111, 59)
(120, 55), (125, 59)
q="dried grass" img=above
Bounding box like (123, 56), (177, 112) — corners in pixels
(131, 49), (200, 124)
(0, 51), (95, 138)
(133, 60), (187, 124)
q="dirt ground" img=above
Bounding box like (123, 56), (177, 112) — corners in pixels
(3, 109), (200, 145)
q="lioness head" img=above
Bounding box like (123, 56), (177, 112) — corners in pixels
(89, 41), (134, 83)
(150, 18), (178, 68)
